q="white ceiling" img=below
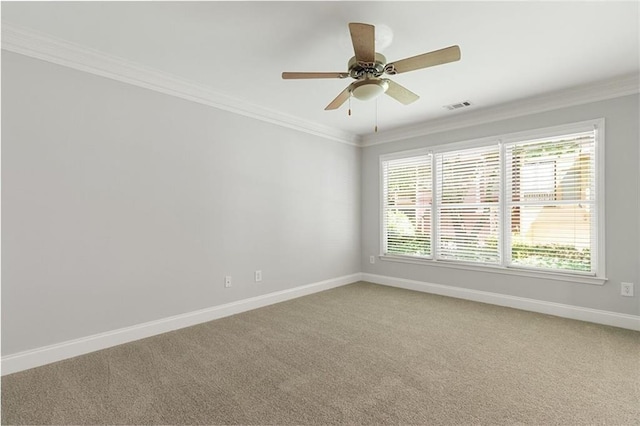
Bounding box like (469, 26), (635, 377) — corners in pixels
(2, 1), (639, 138)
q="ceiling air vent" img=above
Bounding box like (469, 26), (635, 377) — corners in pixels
(444, 101), (472, 111)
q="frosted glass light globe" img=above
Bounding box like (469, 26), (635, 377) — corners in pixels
(351, 80), (389, 100)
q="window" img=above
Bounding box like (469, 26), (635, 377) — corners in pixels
(505, 130), (597, 273)
(380, 119), (604, 281)
(382, 151), (432, 258)
(436, 144), (500, 263)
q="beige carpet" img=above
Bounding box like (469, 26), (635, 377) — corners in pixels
(2, 282), (639, 425)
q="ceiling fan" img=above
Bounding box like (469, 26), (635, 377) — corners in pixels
(282, 23), (461, 111)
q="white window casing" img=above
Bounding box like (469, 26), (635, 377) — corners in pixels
(379, 119), (605, 285)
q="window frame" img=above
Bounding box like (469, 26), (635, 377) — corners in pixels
(379, 119), (606, 285)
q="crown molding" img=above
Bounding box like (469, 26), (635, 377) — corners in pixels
(3, 22), (637, 149)
(1, 22), (361, 146)
(362, 73), (639, 147)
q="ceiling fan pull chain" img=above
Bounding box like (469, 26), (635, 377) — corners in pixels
(375, 99), (378, 132)
(348, 92), (352, 116)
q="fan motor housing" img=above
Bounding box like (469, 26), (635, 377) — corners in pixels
(348, 53), (387, 79)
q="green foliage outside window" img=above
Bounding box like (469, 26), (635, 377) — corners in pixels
(386, 210), (430, 256)
(510, 242), (591, 272)
(387, 233), (590, 272)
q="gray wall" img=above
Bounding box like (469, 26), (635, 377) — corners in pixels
(2, 49), (638, 358)
(362, 94), (640, 316)
(2, 51), (361, 355)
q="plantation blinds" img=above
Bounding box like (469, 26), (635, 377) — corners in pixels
(505, 130), (596, 273)
(382, 153), (432, 258)
(436, 144), (501, 263)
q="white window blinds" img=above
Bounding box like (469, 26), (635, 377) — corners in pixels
(382, 154), (432, 258)
(436, 144), (501, 263)
(379, 120), (602, 280)
(505, 130), (596, 273)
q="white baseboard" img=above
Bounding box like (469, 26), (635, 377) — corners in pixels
(4, 272), (637, 375)
(362, 273), (640, 332)
(1, 273), (361, 376)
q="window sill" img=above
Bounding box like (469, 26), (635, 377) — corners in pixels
(379, 255), (607, 286)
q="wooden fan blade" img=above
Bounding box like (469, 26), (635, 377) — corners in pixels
(386, 45), (461, 74)
(349, 23), (375, 63)
(282, 72), (349, 79)
(325, 85), (352, 110)
(385, 80), (420, 105)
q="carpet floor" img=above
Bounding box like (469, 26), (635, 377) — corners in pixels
(2, 281), (639, 425)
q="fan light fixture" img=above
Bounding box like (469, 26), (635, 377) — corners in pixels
(351, 79), (389, 101)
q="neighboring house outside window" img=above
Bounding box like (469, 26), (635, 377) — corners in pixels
(380, 119), (604, 282)
(506, 131), (596, 273)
